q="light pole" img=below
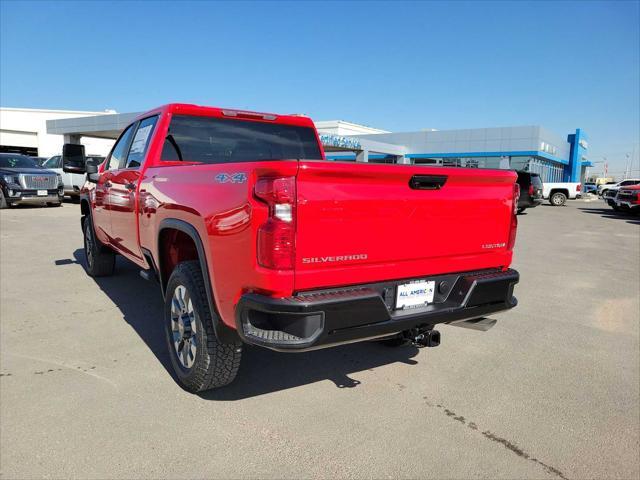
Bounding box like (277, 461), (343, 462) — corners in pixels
(624, 154), (631, 179)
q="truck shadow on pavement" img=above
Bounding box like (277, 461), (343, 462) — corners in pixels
(578, 206), (640, 225)
(67, 249), (421, 400)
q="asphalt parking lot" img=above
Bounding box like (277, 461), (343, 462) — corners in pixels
(1, 199), (638, 479)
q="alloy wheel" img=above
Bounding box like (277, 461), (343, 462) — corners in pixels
(170, 285), (197, 369)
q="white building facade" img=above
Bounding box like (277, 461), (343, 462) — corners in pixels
(0, 107), (116, 158)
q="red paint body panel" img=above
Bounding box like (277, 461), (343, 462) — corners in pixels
(294, 162), (515, 291)
(83, 103), (518, 332)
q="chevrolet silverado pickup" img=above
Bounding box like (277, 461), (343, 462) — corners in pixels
(64, 103), (520, 392)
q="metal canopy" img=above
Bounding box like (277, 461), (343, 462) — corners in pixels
(46, 112), (140, 139)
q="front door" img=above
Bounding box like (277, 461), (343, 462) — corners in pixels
(109, 116), (158, 263)
(94, 124), (135, 245)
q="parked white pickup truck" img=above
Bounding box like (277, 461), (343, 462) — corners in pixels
(43, 155), (104, 201)
(542, 182), (581, 206)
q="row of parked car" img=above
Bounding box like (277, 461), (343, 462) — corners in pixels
(585, 178), (640, 197)
(2, 151), (635, 215)
(602, 182), (640, 213)
(0, 152), (104, 208)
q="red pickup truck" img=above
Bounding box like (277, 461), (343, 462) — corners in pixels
(64, 103), (520, 392)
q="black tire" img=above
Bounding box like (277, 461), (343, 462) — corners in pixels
(0, 190), (7, 209)
(47, 202), (62, 207)
(549, 192), (567, 206)
(517, 207), (526, 214)
(612, 205), (621, 212)
(83, 217), (115, 277)
(164, 261), (242, 392)
(71, 196), (81, 204)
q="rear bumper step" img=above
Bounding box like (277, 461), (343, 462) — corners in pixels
(235, 268), (519, 352)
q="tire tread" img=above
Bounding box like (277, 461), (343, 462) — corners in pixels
(166, 261), (242, 392)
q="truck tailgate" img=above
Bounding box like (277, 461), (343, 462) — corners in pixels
(294, 162), (516, 291)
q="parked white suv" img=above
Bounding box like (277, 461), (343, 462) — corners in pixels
(43, 155), (103, 201)
(542, 182), (581, 206)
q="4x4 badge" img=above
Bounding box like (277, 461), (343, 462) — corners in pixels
(215, 173), (247, 184)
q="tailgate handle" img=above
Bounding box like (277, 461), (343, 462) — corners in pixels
(409, 175), (448, 190)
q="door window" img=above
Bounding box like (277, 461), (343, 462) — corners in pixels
(126, 116), (158, 168)
(43, 156), (61, 169)
(106, 124), (135, 171)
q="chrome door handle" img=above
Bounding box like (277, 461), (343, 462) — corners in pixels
(125, 182), (136, 191)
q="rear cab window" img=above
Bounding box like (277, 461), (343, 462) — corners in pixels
(531, 174), (543, 187)
(160, 115), (323, 164)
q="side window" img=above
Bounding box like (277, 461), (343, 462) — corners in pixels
(44, 156), (61, 169)
(106, 124), (135, 171)
(125, 116), (158, 169)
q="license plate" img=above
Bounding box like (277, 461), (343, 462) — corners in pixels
(37, 190), (47, 196)
(396, 280), (435, 310)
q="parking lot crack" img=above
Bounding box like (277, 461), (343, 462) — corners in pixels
(425, 397), (567, 479)
(6, 353), (118, 389)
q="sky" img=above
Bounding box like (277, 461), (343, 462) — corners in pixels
(1, 0), (639, 175)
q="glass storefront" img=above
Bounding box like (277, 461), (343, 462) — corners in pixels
(412, 155), (564, 183)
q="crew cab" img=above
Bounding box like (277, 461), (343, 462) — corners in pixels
(64, 103), (520, 392)
(542, 182), (581, 206)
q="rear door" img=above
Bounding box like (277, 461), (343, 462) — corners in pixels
(294, 162), (516, 291)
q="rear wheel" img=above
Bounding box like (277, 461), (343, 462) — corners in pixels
(47, 202), (62, 207)
(517, 207), (526, 214)
(83, 217), (115, 276)
(549, 192), (567, 206)
(164, 261), (242, 392)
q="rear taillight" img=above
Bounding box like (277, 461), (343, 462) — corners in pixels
(254, 176), (296, 269)
(512, 183), (520, 215)
(508, 182), (519, 250)
(528, 184), (534, 196)
(576, 183), (581, 192)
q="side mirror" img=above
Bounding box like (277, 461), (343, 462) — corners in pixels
(62, 144), (87, 174)
(86, 162), (100, 183)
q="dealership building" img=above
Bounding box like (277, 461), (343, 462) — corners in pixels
(0, 107), (590, 183)
(318, 121), (591, 183)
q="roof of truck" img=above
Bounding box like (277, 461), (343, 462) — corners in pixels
(134, 103), (316, 128)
